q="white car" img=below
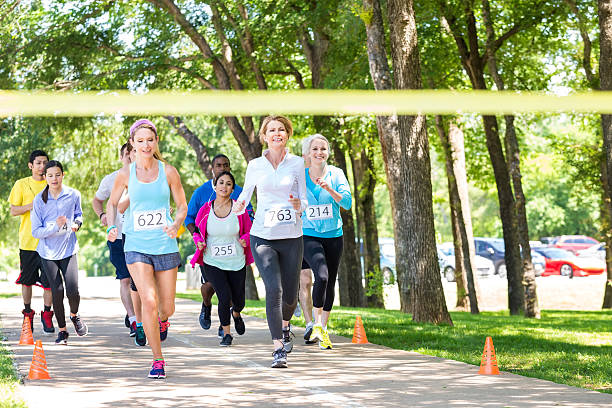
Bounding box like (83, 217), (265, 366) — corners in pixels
(576, 243), (605, 261)
(437, 246), (495, 282)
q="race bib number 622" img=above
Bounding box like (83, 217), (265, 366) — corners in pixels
(264, 207), (296, 228)
(134, 209), (166, 231)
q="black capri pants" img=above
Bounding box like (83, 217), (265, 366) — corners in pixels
(40, 254), (80, 329)
(302, 235), (343, 312)
(250, 236), (303, 340)
(203, 263), (246, 327)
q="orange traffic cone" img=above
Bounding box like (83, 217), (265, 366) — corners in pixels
(478, 336), (500, 375)
(351, 315), (368, 344)
(28, 340), (50, 380)
(19, 316), (34, 345)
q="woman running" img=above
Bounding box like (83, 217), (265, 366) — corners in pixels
(302, 134), (351, 350)
(235, 115), (307, 368)
(31, 160), (88, 344)
(106, 119), (187, 379)
(190, 171), (253, 346)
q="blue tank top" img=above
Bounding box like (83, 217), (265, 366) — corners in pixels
(123, 161), (179, 255)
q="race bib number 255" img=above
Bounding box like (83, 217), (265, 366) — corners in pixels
(134, 209), (166, 231)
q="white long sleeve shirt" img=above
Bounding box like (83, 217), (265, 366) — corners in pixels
(238, 149), (307, 240)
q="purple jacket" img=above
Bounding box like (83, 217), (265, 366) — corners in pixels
(190, 200), (254, 267)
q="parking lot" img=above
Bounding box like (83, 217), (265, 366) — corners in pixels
(383, 272), (608, 311)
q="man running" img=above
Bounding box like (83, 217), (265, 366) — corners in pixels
(8, 150), (54, 334)
(185, 154), (252, 335)
(92, 143), (141, 337)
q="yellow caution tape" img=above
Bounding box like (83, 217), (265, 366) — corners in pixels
(1, 89), (612, 117)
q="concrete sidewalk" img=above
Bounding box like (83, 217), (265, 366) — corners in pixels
(1, 277), (611, 407)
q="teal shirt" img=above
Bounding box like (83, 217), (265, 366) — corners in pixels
(301, 165), (352, 238)
(124, 161), (179, 255)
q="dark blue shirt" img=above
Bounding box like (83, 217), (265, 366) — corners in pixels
(185, 179), (253, 227)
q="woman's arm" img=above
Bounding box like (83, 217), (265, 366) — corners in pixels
(31, 197), (58, 239)
(106, 168), (129, 241)
(165, 164), (187, 238)
(235, 160), (257, 213)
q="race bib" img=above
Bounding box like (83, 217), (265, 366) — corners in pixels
(49, 220), (71, 235)
(133, 209), (166, 231)
(264, 207), (296, 228)
(306, 204), (333, 221)
(211, 243), (237, 258)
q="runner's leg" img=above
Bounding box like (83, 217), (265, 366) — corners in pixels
(204, 263), (232, 335)
(128, 262), (161, 359)
(41, 259), (66, 329)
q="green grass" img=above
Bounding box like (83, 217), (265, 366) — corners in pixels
(0, 294), (19, 299)
(0, 330), (27, 408)
(177, 291), (612, 393)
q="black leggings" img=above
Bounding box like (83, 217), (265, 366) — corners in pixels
(303, 235), (343, 312)
(203, 263), (246, 327)
(250, 236), (303, 340)
(41, 255), (80, 329)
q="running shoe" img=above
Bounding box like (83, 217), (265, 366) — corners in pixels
(304, 321), (315, 344)
(129, 321), (137, 337)
(135, 324), (147, 346)
(232, 310), (245, 335)
(309, 324), (323, 343)
(41, 310), (55, 334)
(55, 330), (69, 345)
(159, 319), (170, 342)
(220, 333), (233, 347)
(148, 360), (166, 379)
(271, 347), (288, 368)
(293, 303), (302, 318)
(70, 314), (88, 336)
(124, 314), (130, 328)
(319, 328), (333, 350)
(199, 303), (212, 330)
(22, 309), (35, 333)
(282, 325), (295, 353)
(217, 325), (224, 339)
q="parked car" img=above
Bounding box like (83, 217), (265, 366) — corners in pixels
(532, 247), (606, 277)
(379, 238), (396, 284)
(576, 242), (605, 261)
(551, 235), (599, 255)
(474, 237), (546, 277)
(359, 238), (396, 285)
(437, 246), (495, 282)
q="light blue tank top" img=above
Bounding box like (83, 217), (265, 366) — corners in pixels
(124, 161), (179, 255)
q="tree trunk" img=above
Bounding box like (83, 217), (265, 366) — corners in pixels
(361, 0), (451, 323)
(439, 1), (526, 315)
(599, 157), (612, 308)
(164, 116), (213, 179)
(481, 113), (524, 314)
(333, 143), (366, 307)
(244, 264), (259, 301)
(481, 0), (538, 317)
(351, 136), (384, 308)
(598, 0), (612, 308)
(503, 116), (539, 317)
(435, 116), (480, 313)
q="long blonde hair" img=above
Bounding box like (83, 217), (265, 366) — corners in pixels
(129, 121), (165, 163)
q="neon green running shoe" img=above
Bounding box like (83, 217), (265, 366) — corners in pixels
(309, 324), (323, 342)
(319, 328), (333, 350)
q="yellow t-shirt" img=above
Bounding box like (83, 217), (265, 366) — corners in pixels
(8, 176), (48, 251)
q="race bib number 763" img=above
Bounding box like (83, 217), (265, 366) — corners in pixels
(264, 207), (296, 228)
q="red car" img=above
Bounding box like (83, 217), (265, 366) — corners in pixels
(551, 235), (599, 255)
(533, 247), (605, 277)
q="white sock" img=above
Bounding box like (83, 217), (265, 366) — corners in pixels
(306, 321), (314, 329)
(128, 316), (137, 325)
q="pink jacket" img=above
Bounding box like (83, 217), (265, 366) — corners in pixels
(190, 200), (254, 268)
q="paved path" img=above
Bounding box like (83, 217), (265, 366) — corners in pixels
(1, 277), (611, 407)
